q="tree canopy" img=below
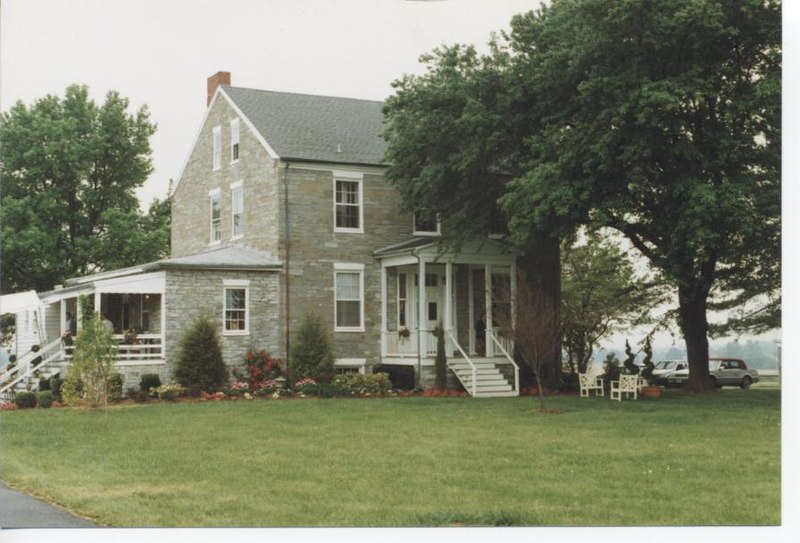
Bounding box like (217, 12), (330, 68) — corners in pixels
(383, 0), (780, 392)
(0, 85), (169, 292)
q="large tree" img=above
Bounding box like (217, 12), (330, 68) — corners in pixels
(383, 43), (564, 386)
(0, 85), (166, 292)
(499, 0), (780, 391)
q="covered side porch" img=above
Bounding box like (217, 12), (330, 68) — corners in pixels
(41, 269), (167, 365)
(375, 238), (520, 397)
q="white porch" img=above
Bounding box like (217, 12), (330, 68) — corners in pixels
(375, 239), (520, 397)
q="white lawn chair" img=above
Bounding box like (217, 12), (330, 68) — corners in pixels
(610, 374), (639, 401)
(579, 373), (604, 397)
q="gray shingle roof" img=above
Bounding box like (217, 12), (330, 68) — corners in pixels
(222, 86), (387, 166)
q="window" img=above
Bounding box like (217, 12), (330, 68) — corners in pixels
(334, 263), (364, 331)
(334, 358), (366, 375)
(230, 119), (240, 162)
(223, 280), (249, 334)
(231, 181), (243, 238)
(212, 126), (222, 170)
(334, 174), (362, 232)
(397, 272), (408, 327)
(209, 189), (221, 243)
(413, 211), (440, 236)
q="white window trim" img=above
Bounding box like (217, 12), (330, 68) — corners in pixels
(223, 280), (249, 336)
(209, 188), (221, 245)
(212, 126), (222, 171)
(230, 180), (244, 240)
(397, 272), (408, 328)
(334, 358), (367, 375)
(333, 172), (364, 234)
(230, 118), (240, 164)
(334, 262), (365, 332)
(413, 213), (442, 236)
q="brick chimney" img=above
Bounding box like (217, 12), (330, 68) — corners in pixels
(207, 71), (231, 105)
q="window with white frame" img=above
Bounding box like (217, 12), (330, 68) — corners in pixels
(209, 189), (221, 243)
(223, 280), (249, 334)
(231, 181), (244, 238)
(212, 126), (222, 170)
(230, 119), (240, 162)
(413, 211), (440, 236)
(334, 174), (362, 232)
(334, 263), (364, 331)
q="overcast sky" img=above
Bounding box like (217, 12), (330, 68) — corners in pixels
(1, 0), (543, 205)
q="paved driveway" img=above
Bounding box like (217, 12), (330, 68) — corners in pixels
(0, 482), (95, 528)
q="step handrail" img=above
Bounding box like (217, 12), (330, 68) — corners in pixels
(488, 330), (520, 394)
(0, 338), (64, 396)
(446, 331), (477, 396)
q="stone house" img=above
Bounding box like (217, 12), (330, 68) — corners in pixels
(0, 72), (521, 398)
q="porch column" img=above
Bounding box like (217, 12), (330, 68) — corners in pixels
(94, 291), (101, 316)
(485, 263), (493, 357)
(161, 292), (167, 359)
(510, 263), (517, 331)
(380, 262), (388, 357)
(60, 300), (66, 334)
(444, 261), (453, 334)
(416, 257), (427, 386)
(468, 267), (475, 354)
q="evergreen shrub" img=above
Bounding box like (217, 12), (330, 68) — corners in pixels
(174, 315), (228, 393)
(290, 313), (334, 383)
(38, 390), (54, 408)
(14, 391), (37, 409)
(139, 373), (162, 393)
(49, 376), (63, 401)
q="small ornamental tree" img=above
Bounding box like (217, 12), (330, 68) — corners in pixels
(622, 340), (639, 375)
(174, 315), (228, 393)
(291, 313), (334, 383)
(62, 306), (118, 410)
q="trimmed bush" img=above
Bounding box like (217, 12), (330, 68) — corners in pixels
(154, 382), (185, 401)
(290, 313), (334, 383)
(139, 373), (162, 393)
(14, 391), (37, 409)
(38, 390), (54, 408)
(174, 315), (228, 393)
(108, 373), (124, 402)
(49, 376), (63, 401)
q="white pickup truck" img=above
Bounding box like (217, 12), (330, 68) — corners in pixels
(667, 358), (759, 389)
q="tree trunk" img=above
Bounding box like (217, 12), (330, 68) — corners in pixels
(678, 285), (714, 392)
(518, 232), (562, 387)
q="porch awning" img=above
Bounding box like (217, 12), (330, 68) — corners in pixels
(0, 290), (43, 315)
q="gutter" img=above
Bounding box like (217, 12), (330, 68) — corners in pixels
(284, 162), (292, 371)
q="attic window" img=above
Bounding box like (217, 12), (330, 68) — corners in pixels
(230, 119), (240, 162)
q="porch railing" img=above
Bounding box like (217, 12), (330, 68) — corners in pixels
(446, 331), (477, 396)
(488, 330), (519, 394)
(64, 333), (164, 362)
(0, 338), (64, 398)
(382, 330), (437, 357)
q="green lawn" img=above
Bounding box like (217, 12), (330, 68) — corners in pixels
(0, 389), (781, 527)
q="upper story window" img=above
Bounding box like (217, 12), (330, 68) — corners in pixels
(212, 126), (222, 171)
(230, 119), (240, 162)
(223, 279), (249, 335)
(333, 172), (363, 233)
(209, 188), (221, 243)
(413, 212), (440, 236)
(231, 181), (244, 239)
(334, 263), (365, 332)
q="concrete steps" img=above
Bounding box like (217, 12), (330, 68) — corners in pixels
(448, 358), (518, 397)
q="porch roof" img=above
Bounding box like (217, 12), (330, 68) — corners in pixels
(374, 237), (518, 265)
(37, 247), (281, 299)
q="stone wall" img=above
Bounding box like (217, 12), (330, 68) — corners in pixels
(164, 269), (281, 379)
(279, 166), (411, 366)
(171, 93), (280, 259)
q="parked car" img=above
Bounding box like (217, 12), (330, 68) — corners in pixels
(651, 360), (688, 387)
(667, 358), (759, 389)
